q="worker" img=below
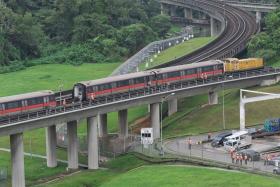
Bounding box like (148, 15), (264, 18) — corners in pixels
(240, 155), (243, 166)
(244, 154), (248, 165)
(207, 132), (212, 141)
(264, 154), (267, 166)
(236, 154), (239, 164)
(188, 138), (192, 150)
(231, 152), (235, 164)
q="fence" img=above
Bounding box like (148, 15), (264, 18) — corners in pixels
(130, 136), (277, 174)
(0, 167), (7, 187)
(111, 26), (194, 76)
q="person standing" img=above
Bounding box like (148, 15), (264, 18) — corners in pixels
(232, 152), (235, 164)
(188, 138), (192, 150)
(244, 154), (248, 165)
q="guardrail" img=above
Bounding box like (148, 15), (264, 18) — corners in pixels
(223, 0), (278, 6)
(1, 67), (280, 127)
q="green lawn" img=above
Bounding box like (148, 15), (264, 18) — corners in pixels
(140, 37), (215, 70)
(0, 150), (67, 186)
(0, 63), (120, 97)
(0, 63), (148, 184)
(40, 154), (147, 187)
(163, 84), (280, 138)
(100, 165), (280, 187)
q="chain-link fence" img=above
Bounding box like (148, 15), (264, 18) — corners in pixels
(111, 26), (194, 76)
(0, 167), (7, 187)
(130, 136), (278, 174)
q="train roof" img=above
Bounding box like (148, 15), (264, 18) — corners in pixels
(0, 90), (54, 103)
(76, 60), (223, 87)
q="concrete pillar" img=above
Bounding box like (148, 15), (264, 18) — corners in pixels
(256, 11), (261, 23)
(161, 3), (164, 15)
(208, 91), (218, 105)
(118, 109), (128, 137)
(184, 8), (193, 19)
(45, 125), (57, 168)
(210, 17), (220, 37)
(150, 103), (160, 139)
(240, 101), (245, 131)
(67, 120), (78, 169)
(170, 5), (176, 17)
(10, 133), (25, 187)
(168, 99), (178, 116)
(98, 114), (107, 137)
(87, 116), (99, 169)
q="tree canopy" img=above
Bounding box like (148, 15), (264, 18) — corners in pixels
(248, 7), (280, 63)
(0, 0), (172, 72)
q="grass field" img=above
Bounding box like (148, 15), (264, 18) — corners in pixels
(163, 84), (280, 138)
(140, 37), (214, 70)
(0, 150), (67, 186)
(0, 63), (148, 184)
(100, 165), (280, 187)
(0, 63), (120, 96)
(40, 154), (147, 187)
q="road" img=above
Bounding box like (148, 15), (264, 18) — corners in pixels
(163, 132), (276, 173)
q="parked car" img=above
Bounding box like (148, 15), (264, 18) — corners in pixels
(211, 132), (232, 147)
(267, 156), (280, 166)
(273, 167), (280, 175)
(237, 149), (260, 161)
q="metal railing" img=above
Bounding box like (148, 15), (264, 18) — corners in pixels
(223, 0), (278, 6)
(1, 67), (280, 127)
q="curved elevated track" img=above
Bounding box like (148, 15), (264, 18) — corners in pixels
(156, 0), (258, 68)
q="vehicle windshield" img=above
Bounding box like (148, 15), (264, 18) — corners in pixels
(213, 136), (222, 141)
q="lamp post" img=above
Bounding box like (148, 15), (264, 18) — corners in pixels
(222, 81), (225, 130)
(58, 79), (64, 107)
(159, 93), (175, 156)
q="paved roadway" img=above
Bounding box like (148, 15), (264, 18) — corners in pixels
(163, 132), (276, 173)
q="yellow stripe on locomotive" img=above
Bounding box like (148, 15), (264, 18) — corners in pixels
(223, 58), (264, 73)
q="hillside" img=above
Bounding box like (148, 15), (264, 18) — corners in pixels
(0, 0), (174, 73)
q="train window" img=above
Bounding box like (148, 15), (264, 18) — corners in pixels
(202, 66), (214, 72)
(218, 64), (224, 70)
(49, 95), (55, 101)
(185, 69), (196, 75)
(157, 74), (164, 80)
(117, 80), (129, 87)
(27, 97), (44, 106)
(5, 101), (22, 109)
(98, 84), (112, 91)
(134, 77), (145, 84)
(0, 104), (3, 110)
(167, 71), (180, 78)
(87, 87), (93, 92)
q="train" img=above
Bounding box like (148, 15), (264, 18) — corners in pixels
(0, 58), (264, 117)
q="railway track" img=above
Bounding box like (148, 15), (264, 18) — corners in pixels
(155, 0), (258, 68)
(55, 0), (257, 101)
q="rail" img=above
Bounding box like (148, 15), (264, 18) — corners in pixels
(157, 0), (258, 68)
(1, 67), (280, 127)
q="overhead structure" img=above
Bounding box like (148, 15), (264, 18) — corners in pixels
(239, 89), (280, 130)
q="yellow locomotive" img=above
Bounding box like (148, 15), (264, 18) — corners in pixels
(223, 58), (264, 73)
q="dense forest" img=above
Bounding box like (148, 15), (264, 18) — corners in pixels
(248, 7), (280, 64)
(0, 0), (172, 73)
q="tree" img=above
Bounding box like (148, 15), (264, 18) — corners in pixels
(118, 23), (157, 54)
(150, 15), (171, 37)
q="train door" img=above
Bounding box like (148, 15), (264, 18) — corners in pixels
(0, 104), (3, 116)
(234, 60), (239, 71)
(197, 68), (202, 79)
(73, 84), (85, 101)
(21, 100), (27, 113)
(43, 96), (49, 107)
